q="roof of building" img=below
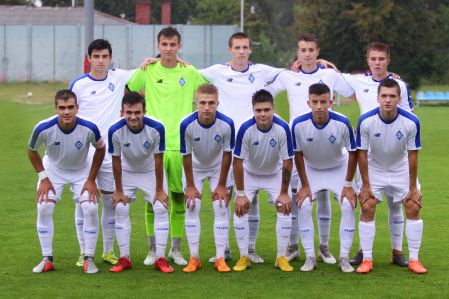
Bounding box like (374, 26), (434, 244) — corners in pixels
(0, 5), (134, 25)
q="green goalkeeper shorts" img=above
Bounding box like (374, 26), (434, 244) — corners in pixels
(163, 150), (184, 193)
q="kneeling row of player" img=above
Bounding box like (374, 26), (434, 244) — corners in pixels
(28, 80), (426, 275)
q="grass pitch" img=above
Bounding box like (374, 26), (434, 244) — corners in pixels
(1, 83), (448, 298)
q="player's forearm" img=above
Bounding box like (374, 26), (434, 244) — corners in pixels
(233, 158), (245, 191)
(154, 153), (164, 192)
(408, 150), (419, 189)
(295, 152), (309, 187)
(112, 155), (124, 192)
(345, 151), (358, 181)
(218, 152), (232, 187)
(183, 154), (195, 187)
(281, 159), (293, 193)
(88, 147), (105, 182)
(28, 149), (45, 172)
(358, 150), (370, 186)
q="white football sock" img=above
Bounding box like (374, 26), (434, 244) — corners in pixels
(37, 202), (55, 257)
(316, 190), (331, 246)
(114, 202), (130, 258)
(298, 198), (315, 257)
(185, 198), (201, 258)
(74, 202), (85, 254)
(101, 194), (115, 253)
(276, 212), (292, 258)
(406, 219), (423, 260)
(81, 201), (99, 257)
(248, 195), (260, 252)
(153, 202), (169, 259)
(289, 192), (299, 246)
(213, 200), (229, 259)
(387, 197), (404, 251)
(234, 213), (249, 257)
(359, 220), (375, 260)
(339, 198), (355, 258)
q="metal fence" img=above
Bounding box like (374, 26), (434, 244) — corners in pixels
(0, 24), (237, 82)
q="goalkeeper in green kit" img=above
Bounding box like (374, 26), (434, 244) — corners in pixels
(127, 26), (206, 266)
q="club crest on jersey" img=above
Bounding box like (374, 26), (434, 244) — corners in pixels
(374, 133), (381, 137)
(124, 143), (131, 147)
(227, 78), (233, 82)
(90, 90), (96, 95)
(143, 141), (151, 149)
(295, 82), (301, 86)
(364, 89), (369, 93)
(318, 79), (324, 84)
(328, 135), (336, 144)
(108, 83), (115, 91)
(214, 134), (222, 143)
(269, 138), (277, 147)
(248, 74), (255, 83)
(179, 77), (186, 86)
(75, 141), (83, 150)
(396, 130), (404, 140)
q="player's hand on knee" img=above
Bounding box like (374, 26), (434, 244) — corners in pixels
(296, 186), (312, 207)
(276, 192), (292, 215)
(81, 179), (100, 203)
(154, 190), (169, 209)
(341, 186), (357, 209)
(235, 196), (250, 217)
(359, 185), (374, 205)
(185, 186), (201, 209)
(36, 178), (55, 203)
(212, 184), (230, 208)
(113, 191), (128, 208)
(405, 187), (422, 208)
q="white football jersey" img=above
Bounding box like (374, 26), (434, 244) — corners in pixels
(200, 63), (283, 129)
(69, 69), (136, 169)
(108, 116), (165, 173)
(342, 73), (414, 115)
(292, 111), (356, 169)
(180, 111), (235, 171)
(357, 107), (421, 172)
(266, 66), (354, 122)
(28, 116), (104, 170)
(234, 115), (293, 175)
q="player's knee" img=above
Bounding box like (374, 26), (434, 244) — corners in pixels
(361, 198), (376, 214)
(213, 201), (228, 218)
(37, 202), (55, 218)
(114, 202), (129, 218)
(404, 200), (420, 219)
(300, 199), (313, 214)
(340, 199), (353, 216)
(153, 201), (168, 216)
(276, 205), (290, 214)
(80, 201), (98, 218)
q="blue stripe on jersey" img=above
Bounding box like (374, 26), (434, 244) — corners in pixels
(404, 82), (414, 110)
(216, 111), (236, 149)
(291, 113), (312, 150)
(144, 117), (166, 152)
(397, 108), (421, 148)
(180, 111), (199, 154)
(68, 73), (89, 90)
(234, 117), (256, 157)
(29, 116), (59, 149)
(356, 108), (379, 147)
(329, 111), (356, 149)
(77, 117), (101, 142)
(108, 119), (127, 154)
(273, 115), (294, 157)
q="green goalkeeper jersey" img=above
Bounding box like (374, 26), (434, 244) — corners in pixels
(127, 62), (206, 150)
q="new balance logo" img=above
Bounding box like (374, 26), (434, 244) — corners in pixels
(227, 78), (233, 82)
(157, 79), (163, 83)
(53, 141), (60, 145)
(307, 138), (313, 142)
(253, 141), (259, 146)
(124, 143), (131, 147)
(295, 82), (301, 86)
(364, 89), (369, 93)
(90, 90), (96, 95)
(374, 133), (381, 137)
(194, 137), (201, 141)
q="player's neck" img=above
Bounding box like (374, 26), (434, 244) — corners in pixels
(160, 58), (178, 68)
(313, 115), (329, 127)
(379, 109), (397, 122)
(58, 119), (77, 132)
(198, 114), (216, 127)
(230, 61), (249, 72)
(301, 62), (318, 73)
(372, 71), (388, 81)
(89, 69), (108, 80)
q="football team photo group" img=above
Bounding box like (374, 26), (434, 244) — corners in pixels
(28, 26), (427, 276)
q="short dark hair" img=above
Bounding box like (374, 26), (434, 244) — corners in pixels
(228, 32), (251, 48)
(157, 26), (181, 44)
(366, 42), (390, 58)
(122, 92), (146, 111)
(196, 83), (218, 98)
(298, 33), (319, 48)
(88, 39), (112, 56)
(252, 89), (274, 106)
(309, 83), (330, 96)
(377, 78), (400, 96)
(54, 89), (77, 106)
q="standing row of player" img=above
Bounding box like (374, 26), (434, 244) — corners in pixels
(28, 26), (426, 274)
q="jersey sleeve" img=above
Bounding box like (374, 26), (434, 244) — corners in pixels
(407, 119), (421, 150)
(191, 67), (208, 88)
(279, 125), (294, 160)
(291, 121), (303, 152)
(117, 68), (137, 85)
(127, 68), (146, 92)
(398, 80), (414, 112)
(342, 121), (357, 152)
(153, 125), (166, 154)
(222, 121), (235, 152)
(199, 64), (221, 82)
(356, 119), (369, 150)
(265, 71), (286, 97)
(28, 125), (46, 151)
(109, 131), (121, 156)
(180, 124), (193, 155)
(233, 128), (249, 159)
(334, 72), (355, 97)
